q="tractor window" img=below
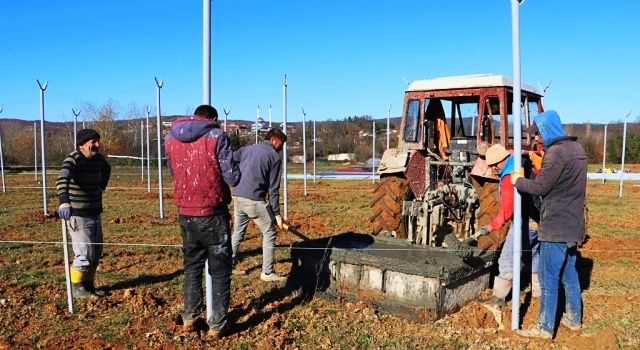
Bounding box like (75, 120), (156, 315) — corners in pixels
(451, 101), (478, 137)
(506, 94), (528, 146)
(403, 99), (420, 143)
(481, 97), (500, 143)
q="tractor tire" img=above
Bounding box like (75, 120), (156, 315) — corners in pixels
(370, 175), (412, 239)
(471, 177), (509, 251)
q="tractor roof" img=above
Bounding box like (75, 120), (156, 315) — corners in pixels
(407, 74), (542, 96)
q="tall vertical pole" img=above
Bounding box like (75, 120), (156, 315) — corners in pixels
(146, 107), (151, 192)
(72, 109), (80, 148)
(313, 119), (316, 184)
(619, 113), (629, 198)
(471, 115), (476, 135)
(269, 104), (272, 127)
(282, 74), (288, 220)
(509, 0), (523, 330)
(34, 122), (38, 181)
(155, 77), (164, 219)
(386, 105), (391, 150)
(140, 121), (144, 181)
(602, 124), (607, 184)
(255, 105), (259, 144)
(37, 80), (49, 215)
(0, 107), (5, 193)
(302, 108), (307, 196)
(223, 109), (230, 132)
(372, 121), (376, 183)
(203, 0), (214, 323)
(61, 221), (74, 313)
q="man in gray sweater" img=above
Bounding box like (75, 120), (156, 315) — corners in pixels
(231, 128), (287, 282)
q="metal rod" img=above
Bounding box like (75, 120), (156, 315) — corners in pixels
(34, 122), (38, 181)
(302, 108), (307, 196)
(619, 113), (629, 197)
(203, 0), (214, 324)
(372, 121), (376, 183)
(269, 104), (272, 127)
(37, 80), (49, 215)
(386, 104), (391, 150)
(155, 77), (164, 219)
(313, 119), (316, 184)
(146, 107), (151, 192)
(140, 121), (144, 181)
(282, 74), (288, 220)
(602, 124), (607, 184)
(0, 106), (5, 192)
(255, 105), (259, 144)
(72, 108), (80, 148)
(61, 220), (74, 313)
(510, 0), (523, 331)
(223, 108), (230, 132)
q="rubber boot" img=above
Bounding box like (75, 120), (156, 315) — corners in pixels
(70, 268), (91, 299)
(85, 266), (107, 297)
(531, 273), (541, 298)
(481, 277), (512, 307)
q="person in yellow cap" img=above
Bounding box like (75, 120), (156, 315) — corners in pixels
(477, 144), (540, 308)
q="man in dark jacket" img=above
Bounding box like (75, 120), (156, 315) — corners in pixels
(511, 110), (586, 339)
(165, 105), (240, 338)
(231, 128), (287, 282)
(56, 128), (111, 299)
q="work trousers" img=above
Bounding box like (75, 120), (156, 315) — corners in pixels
(538, 241), (582, 334)
(231, 196), (277, 274)
(498, 225), (540, 280)
(179, 213), (232, 332)
(67, 215), (103, 271)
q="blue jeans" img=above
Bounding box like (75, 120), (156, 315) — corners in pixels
(179, 214), (232, 331)
(498, 225), (539, 280)
(232, 196), (277, 274)
(538, 241), (582, 334)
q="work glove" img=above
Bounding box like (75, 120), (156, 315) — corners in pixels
(275, 215), (283, 229)
(510, 167), (524, 185)
(529, 151), (544, 173)
(58, 203), (71, 221)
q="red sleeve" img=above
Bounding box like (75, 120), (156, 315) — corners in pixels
(487, 175), (514, 231)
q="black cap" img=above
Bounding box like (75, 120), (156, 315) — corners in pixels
(525, 122), (538, 136)
(76, 128), (100, 147)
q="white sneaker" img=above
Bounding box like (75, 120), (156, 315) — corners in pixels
(260, 272), (286, 282)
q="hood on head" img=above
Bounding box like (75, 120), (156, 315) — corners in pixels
(169, 116), (217, 143)
(533, 110), (566, 146)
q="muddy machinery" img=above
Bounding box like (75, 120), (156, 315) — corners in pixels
(371, 74), (543, 250)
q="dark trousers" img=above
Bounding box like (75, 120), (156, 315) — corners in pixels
(179, 213), (232, 331)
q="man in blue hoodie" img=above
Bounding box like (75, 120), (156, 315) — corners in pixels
(231, 128), (287, 282)
(165, 105), (240, 338)
(511, 110), (587, 339)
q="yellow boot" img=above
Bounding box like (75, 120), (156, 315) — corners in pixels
(70, 268), (91, 299)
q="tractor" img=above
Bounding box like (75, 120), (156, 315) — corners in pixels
(371, 74), (543, 250)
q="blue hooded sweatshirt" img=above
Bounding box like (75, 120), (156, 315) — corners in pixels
(533, 110), (568, 147)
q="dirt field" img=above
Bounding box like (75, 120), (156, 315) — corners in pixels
(1, 168), (639, 349)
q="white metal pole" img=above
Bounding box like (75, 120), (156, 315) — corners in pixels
(61, 220), (75, 313)
(510, 0), (523, 330)
(72, 109), (80, 148)
(146, 107), (151, 192)
(269, 104), (272, 127)
(372, 121), (376, 183)
(471, 115), (476, 136)
(282, 74), (288, 220)
(155, 77), (164, 219)
(602, 124), (607, 184)
(140, 121), (144, 181)
(302, 108), (307, 196)
(313, 119), (316, 184)
(255, 105), (259, 144)
(0, 107), (5, 193)
(386, 105), (391, 150)
(37, 80), (49, 215)
(223, 108), (229, 132)
(203, 0), (214, 323)
(619, 114), (629, 198)
(34, 122), (38, 182)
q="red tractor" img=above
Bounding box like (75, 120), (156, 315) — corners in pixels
(371, 74), (543, 250)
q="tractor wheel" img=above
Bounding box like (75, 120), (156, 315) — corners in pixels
(370, 175), (412, 239)
(471, 177), (509, 251)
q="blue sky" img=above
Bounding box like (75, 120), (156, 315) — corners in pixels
(1, 0), (638, 124)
